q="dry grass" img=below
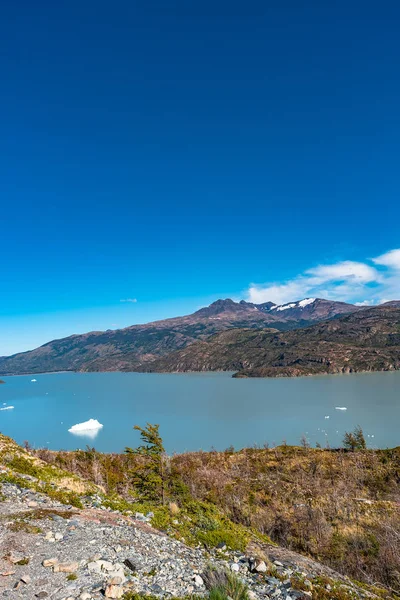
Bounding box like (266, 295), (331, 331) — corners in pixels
(32, 443), (400, 591)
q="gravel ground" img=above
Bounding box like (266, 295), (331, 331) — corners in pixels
(0, 479), (377, 600)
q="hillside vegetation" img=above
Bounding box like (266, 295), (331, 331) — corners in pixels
(141, 305), (400, 377)
(2, 432), (398, 600)
(33, 429), (400, 594)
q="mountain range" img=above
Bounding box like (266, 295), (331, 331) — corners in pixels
(142, 303), (400, 378)
(1, 296), (397, 378)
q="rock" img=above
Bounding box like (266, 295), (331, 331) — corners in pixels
(54, 532), (63, 541)
(193, 574), (204, 586)
(20, 574), (31, 584)
(248, 592), (258, 600)
(255, 560), (267, 573)
(104, 583), (124, 599)
(230, 563), (240, 572)
(87, 561), (102, 573)
(35, 593), (49, 599)
(8, 551), (25, 564)
(79, 593), (92, 600)
(42, 558), (59, 567)
(55, 561), (79, 573)
(124, 558), (136, 572)
(217, 542), (227, 550)
(88, 559), (114, 572)
(28, 500), (38, 507)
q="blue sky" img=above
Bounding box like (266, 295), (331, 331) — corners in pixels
(1, 1), (400, 355)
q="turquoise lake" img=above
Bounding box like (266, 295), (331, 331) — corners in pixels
(0, 371), (399, 452)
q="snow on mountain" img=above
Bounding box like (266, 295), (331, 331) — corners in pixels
(270, 298), (316, 312)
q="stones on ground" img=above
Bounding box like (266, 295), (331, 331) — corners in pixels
(104, 582), (125, 598)
(54, 561), (79, 573)
(88, 559), (113, 573)
(255, 560), (267, 573)
(123, 558), (136, 572)
(42, 557), (58, 567)
(249, 557), (268, 573)
(0, 476), (370, 600)
(8, 551), (26, 564)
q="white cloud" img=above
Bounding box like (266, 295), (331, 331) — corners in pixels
(305, 261), (379, 285)
(248, 280), (309, 305)
(373, 248), (400, 270)
(247, 249), (400, 306)
(355, 300), (373, 307)
(120, 298), (137, 303)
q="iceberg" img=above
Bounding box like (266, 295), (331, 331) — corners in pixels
(335, 407), (347, 411)
(0, 406), (14, 411)
(31, 379), (37, 382)
(68, 419), (103, 439)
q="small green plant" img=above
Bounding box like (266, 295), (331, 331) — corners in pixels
(203, 567), (249, 600)
(66, 573), (77, 581)
(16, 557), (30, 566)
(7, 520), (42, 534)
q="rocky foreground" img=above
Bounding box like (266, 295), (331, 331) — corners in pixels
(0, 472), (386, 600)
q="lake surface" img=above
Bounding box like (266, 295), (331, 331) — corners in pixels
(0, 371), (399, 452)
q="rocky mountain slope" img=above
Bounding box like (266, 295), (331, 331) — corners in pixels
(140, 304), (400, 377)
(0, 298), (359, 376)
(0, 434), (395, 599)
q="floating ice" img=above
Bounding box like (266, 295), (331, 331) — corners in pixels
(324, 415), (330, 419)
(31, 379), (37, 382)
(68, 419), (103, 439)
(68, 418), (103, 433)
(335, 407), (347, 411)
(0, 406), (14, 411)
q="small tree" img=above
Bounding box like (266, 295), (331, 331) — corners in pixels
(343, 426), (367, 451)
(300, 434), (310, 449)
(125, 423), (166, 504)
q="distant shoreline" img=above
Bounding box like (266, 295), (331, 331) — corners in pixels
(1, 366), (400, 381)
